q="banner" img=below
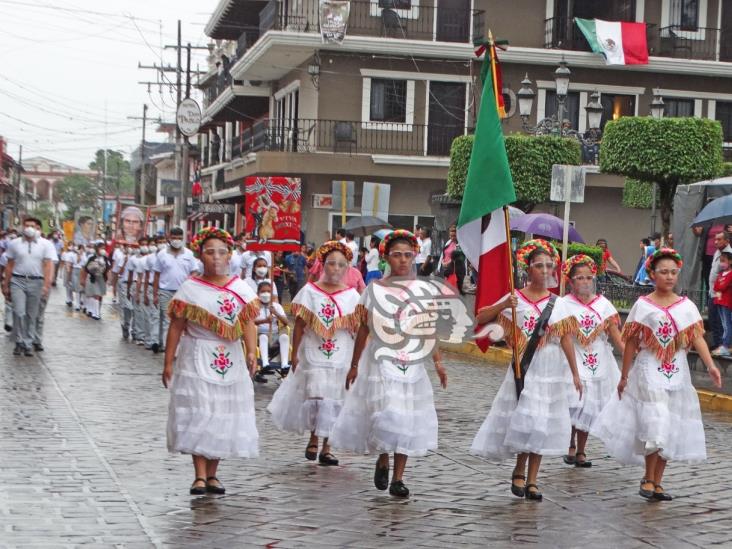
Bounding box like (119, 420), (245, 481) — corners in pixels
(115, 203), (150, 244)
(73, 209), (97, 246)
(320, 0), (349, 44)
(244, 176), (302, 251)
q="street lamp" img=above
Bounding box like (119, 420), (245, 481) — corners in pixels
(554, 60), (571, 98)
(650, 89), (665, 119)
(517, 74), (535, 119)
(585, 90), (604, 132)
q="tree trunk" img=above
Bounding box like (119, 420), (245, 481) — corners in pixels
(658, 182), (677, 242)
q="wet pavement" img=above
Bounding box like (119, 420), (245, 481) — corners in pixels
(1, 288), (731, 548)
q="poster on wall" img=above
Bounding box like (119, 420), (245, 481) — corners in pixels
(114, 203), (149, 244)
(319, 0), (349, 44)
(361, 182), (391, 221)
(244, 176), (302, 251)
(73, 209), (97, 245)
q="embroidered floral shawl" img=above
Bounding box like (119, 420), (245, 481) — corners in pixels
(497, 290), (575, 357)
(168, 277), (260, 340)
(621, 296), (704, 363)
(561, 294), (620, 348)
(291, 282), (360, 338)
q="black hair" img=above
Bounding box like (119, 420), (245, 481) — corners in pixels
(527, 247), (552, 265)
(170, 227), (184, 237)
(24, 216), (42, 227)
(78, 216), (93, 224)
(721, 231), (731, 242)
(596, 238), (607, 245)
(345, 231), (354, 240)
(335, 228), (346, 238)
(569, 261), (593, 279)
(721, 251), (732, 262)
(370, 236), (381, 247)
(358, 247), (368, 254)
(251, 257), (268, 279)
(421, 228), (431, 238)
(650, 232), (661, 240)
(385, 236), (414, 255)
(257, 280), (272, 291)
(641, 238), (651, 246)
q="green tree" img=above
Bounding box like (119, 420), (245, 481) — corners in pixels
(600, 117), (723, 238)
(447, 134), (582, 212)
(89, 149), (135, 195)
(56, 174), (98, 219)
(28, 200), (55, 231)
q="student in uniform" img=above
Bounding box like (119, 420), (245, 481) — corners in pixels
(253, 281), (290, 373)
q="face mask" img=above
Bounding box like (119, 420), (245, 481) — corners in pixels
(140, 246), (149, 254)
(23, 227), (37, 239)
(149, 245), (157, 253)
(259, 292), (272, 304)
(169, 239), (183, 249)
(132, 248), (140, 255)
(255, 266), (268, 277)
(157, 242), (168, 250)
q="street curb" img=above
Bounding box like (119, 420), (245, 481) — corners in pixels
(440, 341), (732, 414)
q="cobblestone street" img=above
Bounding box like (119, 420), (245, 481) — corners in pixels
(1, 289), (731, 548)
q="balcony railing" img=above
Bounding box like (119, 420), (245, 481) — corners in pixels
(204, 71), (233, 110)
(657, 26), (720, 61)
(231, 118), (466, 158)
(544, 17), (730, 61)
(258, 0), (483, 43)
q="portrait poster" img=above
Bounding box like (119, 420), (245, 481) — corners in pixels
(114, 203), (149, 244)
(319, 0), (349, 44)
(73, 209), (97, 246)
(244, 176), (301, 252)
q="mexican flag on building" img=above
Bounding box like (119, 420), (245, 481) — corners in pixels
(456, 41), (516, 351)
(575, 18), (649, 65)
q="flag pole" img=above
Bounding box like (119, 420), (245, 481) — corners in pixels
(503, 206), (521, 395)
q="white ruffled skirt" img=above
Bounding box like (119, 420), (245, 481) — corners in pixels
(471, 342), (574, 460)
(591, 350), (706, 465)
(330, 350), (438, 457)
(568, 345), (622, 432)
(167, 335), (259, 460)
(267, 361), (349, 438)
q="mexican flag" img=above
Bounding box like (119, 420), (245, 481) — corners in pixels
(456, 43), (516, 351)
(575, 18), (649, 65)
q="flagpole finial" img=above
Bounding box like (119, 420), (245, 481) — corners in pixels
(488, 28), (494, 45)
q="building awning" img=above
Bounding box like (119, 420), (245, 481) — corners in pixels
(148, 204), (175, 216)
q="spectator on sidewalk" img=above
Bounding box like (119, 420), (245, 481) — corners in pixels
(596, 238), (622, 273)
(364, 237), (382, 284)
(416, 227), (433, 276)
(708, 231), (732, 351)
(712, 250), (732, 356)
(285, 245), (308, 299)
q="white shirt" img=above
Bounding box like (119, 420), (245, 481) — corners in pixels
(123, 255), (140, 281)
(245, 276), (278, 297)
(366, 248), (380, 271)
(255, 301), (286, 335)
(154, 248), (197, 291)
(709, 245), (732, 297)
(5, 236), (57, 277)
(241, 250), (272, 278)
(416, 237), (432, 264)
(112, 247), (125, 269)
(346, 240), (358, 266)
(230, 249), (244, 277)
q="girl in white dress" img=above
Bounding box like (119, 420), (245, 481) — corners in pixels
(471, 239), (581, 501)
(559, 254), (624, 468)
(162, 227), (260, 496)
(267, 241), (360, 466)
(330, 230), (449, 499)
(592, 248), (722, 501)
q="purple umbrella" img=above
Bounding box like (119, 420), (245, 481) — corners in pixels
(510, 213), (585, 243)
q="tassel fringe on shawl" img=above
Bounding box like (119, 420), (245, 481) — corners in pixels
(168, 298), (260, 341)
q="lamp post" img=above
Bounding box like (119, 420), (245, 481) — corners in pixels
(519, 61), (603, 163)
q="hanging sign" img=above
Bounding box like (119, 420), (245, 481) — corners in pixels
(244, 176), (302, 251)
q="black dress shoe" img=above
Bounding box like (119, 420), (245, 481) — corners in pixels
(189, 478), (207, 496)
(525, 484), (543, 501)
(12, 344), (22, 356)
(4, 324), (12, 332)
(318, 452), (339, 466)
(639, 479), (655, 499)
(389, 480), (410, 498)
(574, 452), (592, 468)
(253, 373), (267, 383)
(374, 460), (389, 491)
(511, 473), (526, 498)
(33, 343), (44, 352)
(23, 348), (33, 357)
(652, 486), (673, 501)
(151, 343), (159, 354)
(206, 476), (225, 494)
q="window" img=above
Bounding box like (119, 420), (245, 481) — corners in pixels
(599, 93), (636, 129)
(672, 0), (700, 31)
(663, 97), (694, 117)
(370, 79), (407, 123)
(544, 91), (580, 129)
(716, 101), (732, 142)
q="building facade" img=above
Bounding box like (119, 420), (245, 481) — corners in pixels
(196, 0), (732, 271)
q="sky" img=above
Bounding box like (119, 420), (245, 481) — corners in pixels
(0, 0), (220, 169)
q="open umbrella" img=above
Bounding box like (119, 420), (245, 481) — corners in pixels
(691, 194), (732, 227)
(510, 212), (584, 243)
(343, 216), (392, 237)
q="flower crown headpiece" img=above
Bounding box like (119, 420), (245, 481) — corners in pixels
(645, 247), (683, 275)
(190, 226), (234, 256)
(515, 239), (559, 270)
(317, 240), (353, 263)
(562, 254), (598, 282)
(378, 229), (419, 257)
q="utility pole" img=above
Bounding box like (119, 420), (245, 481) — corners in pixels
(127, 105), (148, 204)
(180, 41), (192, 229)
(175, 19), (183, 228)
(14, 145), (22, 224)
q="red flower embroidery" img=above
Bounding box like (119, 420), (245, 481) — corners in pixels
(216, 294), (238, 323)
(582, 351), (599, 374)
(318, 299), (337, 328)
(657, 358), (679, 380)
(655, 320), (675, 347)
(210, 345), (233, 377)
(318, 337), (339, 358)
(522, 315), (537, 335)
(395, 350), (411, 374)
